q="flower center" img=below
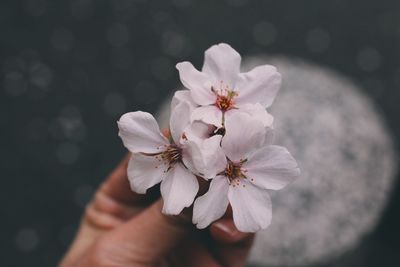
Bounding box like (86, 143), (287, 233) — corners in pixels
(212, 86), (237, 112)
(225, 160), (247, 186)
(160, 144), (182, 167)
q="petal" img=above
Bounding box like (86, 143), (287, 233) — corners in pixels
(182, 121), (213, 144)
(236, 65), (281, 108)
(171, 90), (197, 110)
(182, 135), (227, 179)
(118, 111), (169, 153)
(127, 153), (168, 194)
(198, 135), (227, 178)
(231, 103), (274, 127)
(191, 106), (223, 128)
(170, 101), (191, 144)
(264, 126), (275, 146)
(202, 43), (241, 88)
(160, 163), (199, 215)
(221, 111), (266, 162)
(228, 180), (272, 232)
(243, 145), (300, 190)
(176, 62), (216, 105)
(193, 175), (230, 229)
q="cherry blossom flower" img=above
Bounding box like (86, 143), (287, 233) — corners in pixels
(192, 112), (300, 232)
(176, 43), (280, 128)
(118, 101), (225, 215)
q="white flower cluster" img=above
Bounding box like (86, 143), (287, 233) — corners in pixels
(118, 43), (300, 232)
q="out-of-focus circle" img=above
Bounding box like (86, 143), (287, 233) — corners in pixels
(103, 92), (127, 117)
(244, 57), (397, 266)
(305, 28), (331, 53)
(15, 228), (40, 252)
(253, 21), (277, 46)
(56, 143), (80, 165)
(4, 71), (27, 96)
(73, 184), (95, 208)
(357, 47), (382, 72)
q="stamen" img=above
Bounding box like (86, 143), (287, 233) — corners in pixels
(161, 144), (182, 167)
(212, 85), (238, 112)
(224, 159), (246, 185)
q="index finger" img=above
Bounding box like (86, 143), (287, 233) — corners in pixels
(99, 153), (160, 206)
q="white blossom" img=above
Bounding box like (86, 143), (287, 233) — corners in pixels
(192, 112), (300, 232)
(118, 101), (225, 215)
(176, 43), (279, 128)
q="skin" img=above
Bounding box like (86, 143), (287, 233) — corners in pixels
(59, 154), (254, 267)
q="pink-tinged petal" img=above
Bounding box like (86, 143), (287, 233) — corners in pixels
(118, 111), (169, 153)
(181, 143), (200, 177)
(264, 127), (275, 146)
(202, 43), (241, 88)
(243, 145), (300, 191)
(170, 101), (191, 144)
(199, 135), (227, 178)
(191, 106), (223, 128)
(127, 153), (168, 194)
(160, 163), (199, 215)
(182, 121), (213, 144)
(230, 103), (274, 127)
(228, 180), (272, 232)
(176, 62), (216, 105)
(193, 175), (230, 229)
(171, 90), (197, 110)
(236, 65), (281, 108)
(182, 135), (227, 179)
(222, 112), (266, 162)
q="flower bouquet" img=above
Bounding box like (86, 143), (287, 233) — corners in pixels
(117, 43), (300, 232)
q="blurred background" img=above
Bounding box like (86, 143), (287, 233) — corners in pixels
(1, 0), (400, 266)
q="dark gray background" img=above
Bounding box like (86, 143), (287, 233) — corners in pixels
(1, 0), (399, 266)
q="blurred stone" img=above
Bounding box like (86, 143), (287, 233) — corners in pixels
(247, 57), (397, 266)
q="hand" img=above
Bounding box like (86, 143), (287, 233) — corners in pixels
(59, 155), (254, 267)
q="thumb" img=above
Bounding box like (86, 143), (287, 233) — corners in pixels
(106, 198), (191, 265)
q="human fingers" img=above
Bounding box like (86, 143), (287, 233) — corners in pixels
(209, 208), (254, 267)
(167, 236), (222, 267)
(181, 242), (222, 267)
(95, 199), (192, 266)
(59, 155), (157, 267)
(86, 154), (161, 229)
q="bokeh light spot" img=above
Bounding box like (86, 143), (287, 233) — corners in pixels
(4, 72), (27, 97)
(253, 21), (277, 46)
(357, 47), (382, 72)
(103, 92), (127, 117)
(106, 23), (130, 48)
(51, 28), (75, 51)
(306, 28), (331, 53)
(15, 228), (40, 252)
(56, 143), (80, 165)
(73, 184), (95, 208)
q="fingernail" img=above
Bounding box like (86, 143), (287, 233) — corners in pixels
(213, 221), (236, 236)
